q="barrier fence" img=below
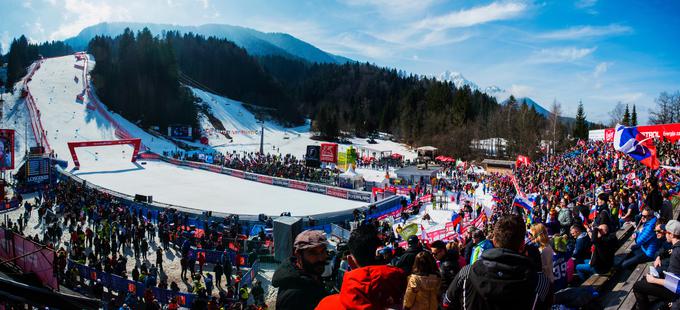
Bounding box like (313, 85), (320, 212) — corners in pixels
(68, 260), (196, 307)
(155, 155), (373, 204)
(0, 227), (58, 290)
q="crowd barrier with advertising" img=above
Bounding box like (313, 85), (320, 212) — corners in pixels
(0, 227), (58, 290)
(0, 198), (21, 213)
(155, 154), (373, 203)
(67, 259), (260, 307)
(67, 260), (196, 307)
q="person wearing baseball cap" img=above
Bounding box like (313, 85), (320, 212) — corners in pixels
(633, 219), (680, 309)
(272, 230), (329, 310)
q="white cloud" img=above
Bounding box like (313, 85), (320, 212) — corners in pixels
(529, 47), (596, 63)
(593, 62), (611, 78)
(341, 0), (439, 16)
(415, 2), (527, 31)
(575, 0), (597, 8)
(536, 24), (632, 40)
(508, 84), (534, 98)
(23, 0), (33, 8)
(198, 0), (208, 9)
(330, 32), (395, 59)
(44, 0), (57, 5)
(49, 0), (130, 41)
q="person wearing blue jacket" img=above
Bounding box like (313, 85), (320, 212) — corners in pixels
(621, 207), (659, 269)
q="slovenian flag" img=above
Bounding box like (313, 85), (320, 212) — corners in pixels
(513, 194), (535, 213)
(613, 124), (660, 169)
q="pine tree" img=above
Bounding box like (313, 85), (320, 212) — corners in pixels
(622, 104), (631, 126)
(631, 104), (637, 126)
(573, 101), (588, 139)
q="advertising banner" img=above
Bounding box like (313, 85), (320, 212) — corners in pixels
(0, 228), (57, 290)
(320, 143), (338, 163)
(168, 125), (192, 140)
(307, 184), (327, 194)
(0, 129), (15, 170)
(399, 223), (419, 240)
(348, 191), (372, 202)
(306, 145), (321, 168)
(326, 187), (348, 199)
(245, 173), (258, 181)
(257, 175), (273, 184)
(273, 178), (289, 187)
(289, 180), (308, 191)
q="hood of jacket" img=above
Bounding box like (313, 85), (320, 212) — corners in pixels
(469, 248), (538, 303)
(338, 265), (407, 310)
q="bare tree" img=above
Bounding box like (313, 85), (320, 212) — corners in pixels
(649, 91), (680, 124)
(608, 102), (626, 127)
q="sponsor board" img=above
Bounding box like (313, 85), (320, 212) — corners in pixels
(231, 170), (245, 178)
(257, 175), (273, 184)
(245, 173), (258, 181)
(289, 180), (308, 191)
(272, 178), (289, 187)
(320, 143), (338, 163)
(348, 191), (372, 203)
(326, 187), (348, 199)
(307, 184), (327, 194)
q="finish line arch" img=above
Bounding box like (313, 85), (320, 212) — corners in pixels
(68, 138), (141, 168)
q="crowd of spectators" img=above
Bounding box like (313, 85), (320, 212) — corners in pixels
(272, 139), (680, 310)
(1, 177), (271, 310)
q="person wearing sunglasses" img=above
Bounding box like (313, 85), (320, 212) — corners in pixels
(621, 207), (659, 270)
(633, 220), (680, 310)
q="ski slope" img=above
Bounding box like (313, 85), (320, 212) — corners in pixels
(26, 55), (178, 166)
(192, 87), (418, 161)
(6, 55), (365, 216)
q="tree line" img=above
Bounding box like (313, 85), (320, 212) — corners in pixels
(87, 29), (198, 133)
(4, 35), (73, 89)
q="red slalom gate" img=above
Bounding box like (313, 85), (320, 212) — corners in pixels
(68, 138), (142, 168)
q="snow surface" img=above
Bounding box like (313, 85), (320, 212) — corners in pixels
(73, 152), (365, 216)
(192, 87), (419, 161)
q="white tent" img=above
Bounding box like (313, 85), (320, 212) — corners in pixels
(339, 166), (365, 189)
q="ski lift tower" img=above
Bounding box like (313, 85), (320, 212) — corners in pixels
(242, 102), (276, 155)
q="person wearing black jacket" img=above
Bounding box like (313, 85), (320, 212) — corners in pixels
(445, 215), (551, 310)
(645, 178), (663, 213)
(430, 240), (461, 297)
(272, 230), (329, 310)
(589, 223), (617, 275)
(633, 220), (680, 310)
(396, 235), (425, 275)
(593, 193), (615, 234)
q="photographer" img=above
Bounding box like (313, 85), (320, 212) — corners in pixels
(575, 223), (617, 281)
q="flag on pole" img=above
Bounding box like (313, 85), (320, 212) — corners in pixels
(613, 124), (660, 169)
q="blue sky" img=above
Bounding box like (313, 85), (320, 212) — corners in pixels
(1, 0), (679, 124)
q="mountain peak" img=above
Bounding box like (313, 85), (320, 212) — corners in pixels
(65, 22), (352, 65)
(437, 71), (479, 90)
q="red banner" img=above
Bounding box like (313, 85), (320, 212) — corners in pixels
(0, 228), (57, 290)
(257, 175), (273, 184)
(320, 143), (338, 163)
(604, 128), (615, 142)
(326, 187), (348, 199)
(289, 180), (308, 191)
(231, 170), (245, 179)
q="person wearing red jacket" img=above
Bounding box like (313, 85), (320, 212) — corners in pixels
(316, 224), (407, 310)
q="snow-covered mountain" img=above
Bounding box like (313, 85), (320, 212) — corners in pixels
(502, 97), (550, 117)
(65, 22), (352, 64)
(438, 71), (480, 90)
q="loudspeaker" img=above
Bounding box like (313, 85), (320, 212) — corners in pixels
(134, 194), (148, 203)
(273, 216), (303, 262)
